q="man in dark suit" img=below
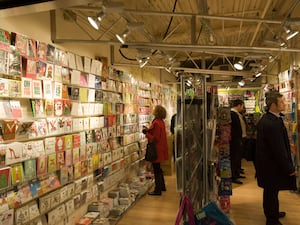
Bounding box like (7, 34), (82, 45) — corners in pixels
(230, 99), (245, 184)
(255, 91), (297, 225)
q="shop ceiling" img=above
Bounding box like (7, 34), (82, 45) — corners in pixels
(1, 0), (300, 85)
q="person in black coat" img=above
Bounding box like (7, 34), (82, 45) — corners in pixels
(230, 99), (245, 184)
(255, 91), (297, 225)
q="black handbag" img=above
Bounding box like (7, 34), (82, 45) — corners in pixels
(145, 142), (157, 161)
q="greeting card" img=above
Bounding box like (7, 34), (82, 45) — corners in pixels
(84, 57), (91, 73)
(29, 179), (43, 198)
(0, 167), (10, 190)
(8, 79), (21, 98)
(32, 79), (43, 98)
(54, 99), (63, 116)
(25, 58), (37, 79)
(17, 183), (33, 204)
(54, 81), (62, 99)
(54, 65), (62, 82)
(47, 117), (58, 135)
(56, 151), (65, 169)
(44, 99), (54, 117)
(36, 61), (46, 79)
(21, 77), (32, 98)
(31, 99), (44, 118)
(37, 41), (47, 61)
(0, 208), (14, 225)
(73, 162), (81, 179)
(47, 153), (57, 173)
(55, 136), (65, 152)
(5, 142), (23, 165)
(68, 52), (76, 69)
(9, 47), (22, 76)
(36, 155), (47, 177)
(75, 55), (83, 71)
(65, 149), (72, 166)
(23, 159), (36, 181)
(11, 163), (23, 185)
(9, 100), (22, 118)
(26, 38), (37, 59)
(28, 200), (40, 220)
(63, 99), (71, 115)
(46, 44), (55, 63)
(42, 79), (52, 99)
(44, 137), (56, 155)
(62, 84), (69, 99)
(72, 147), (80, 164)
(15, 204), (29, 225)
(0, 78), (9, 97)
(61, 67), (70, 84)
(58, 166), (68, 185)
(73, 133), (81, 148)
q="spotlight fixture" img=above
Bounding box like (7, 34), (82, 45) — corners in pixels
(234, 59), (244, 70)
(137, 57), (149, 68)
(88, 16), (100, 30)
(87, 12), (105, 30)
(255, 71), (262, 78)
(284, 26), (299, 40)
(116, 22), (144, 44)
(238, 80), (245, 87)
(287, 30), (299, 40)
(96, 12), (105, 22)
(116, 29), (130, 44)
(164, 66), (172, 73)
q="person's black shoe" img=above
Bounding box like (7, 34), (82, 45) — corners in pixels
(161, 187), (166, 192)
(232, 179), (243, 184)
(240, 170), (245, 174)
(238, 175), (246, 179)
(148, 191), (162, 196)
(278, 211), (286, 218)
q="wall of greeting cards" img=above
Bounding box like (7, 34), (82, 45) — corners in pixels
(0, 27), (176, 225)
(279, 68), (299, 190)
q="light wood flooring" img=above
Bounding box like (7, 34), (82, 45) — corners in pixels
(116, 160), (300, 225)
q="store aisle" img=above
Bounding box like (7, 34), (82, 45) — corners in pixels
(116, 174), (180, 225)
(116, 160), (300, 225)
(230, 160), (300, 225)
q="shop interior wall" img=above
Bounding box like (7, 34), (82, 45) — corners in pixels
(0, 10), (178, 224)
(0, 11), (177, 87)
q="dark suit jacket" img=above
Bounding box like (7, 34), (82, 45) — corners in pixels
(255, 112), (296, 190)
(230, 110), (243, 148)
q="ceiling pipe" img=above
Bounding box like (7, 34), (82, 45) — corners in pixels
(52, 37), (300, 53)
(121, 42), (300, 53)
(111, 62), (257, 77)
(67, 7), (300, 25)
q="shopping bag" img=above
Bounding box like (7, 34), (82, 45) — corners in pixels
(145, 142), (157, 161)
(195, 202), (233, 225)
(175, 194), (196, 225)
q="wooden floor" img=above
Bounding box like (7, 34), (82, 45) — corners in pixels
(116, 160), (300, 225)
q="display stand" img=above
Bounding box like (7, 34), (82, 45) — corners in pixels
(175, 74), (208, 211)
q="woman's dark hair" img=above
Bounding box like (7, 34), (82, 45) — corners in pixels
(265, 91), (283, 108)
(153, 105), (167, 119)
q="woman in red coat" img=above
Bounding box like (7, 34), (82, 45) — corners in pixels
(143, 105), (169, 195)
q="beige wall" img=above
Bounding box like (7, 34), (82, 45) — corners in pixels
(0, 11), (177, 86)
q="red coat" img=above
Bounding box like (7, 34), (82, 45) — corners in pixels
(145, 118), (169, 163)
